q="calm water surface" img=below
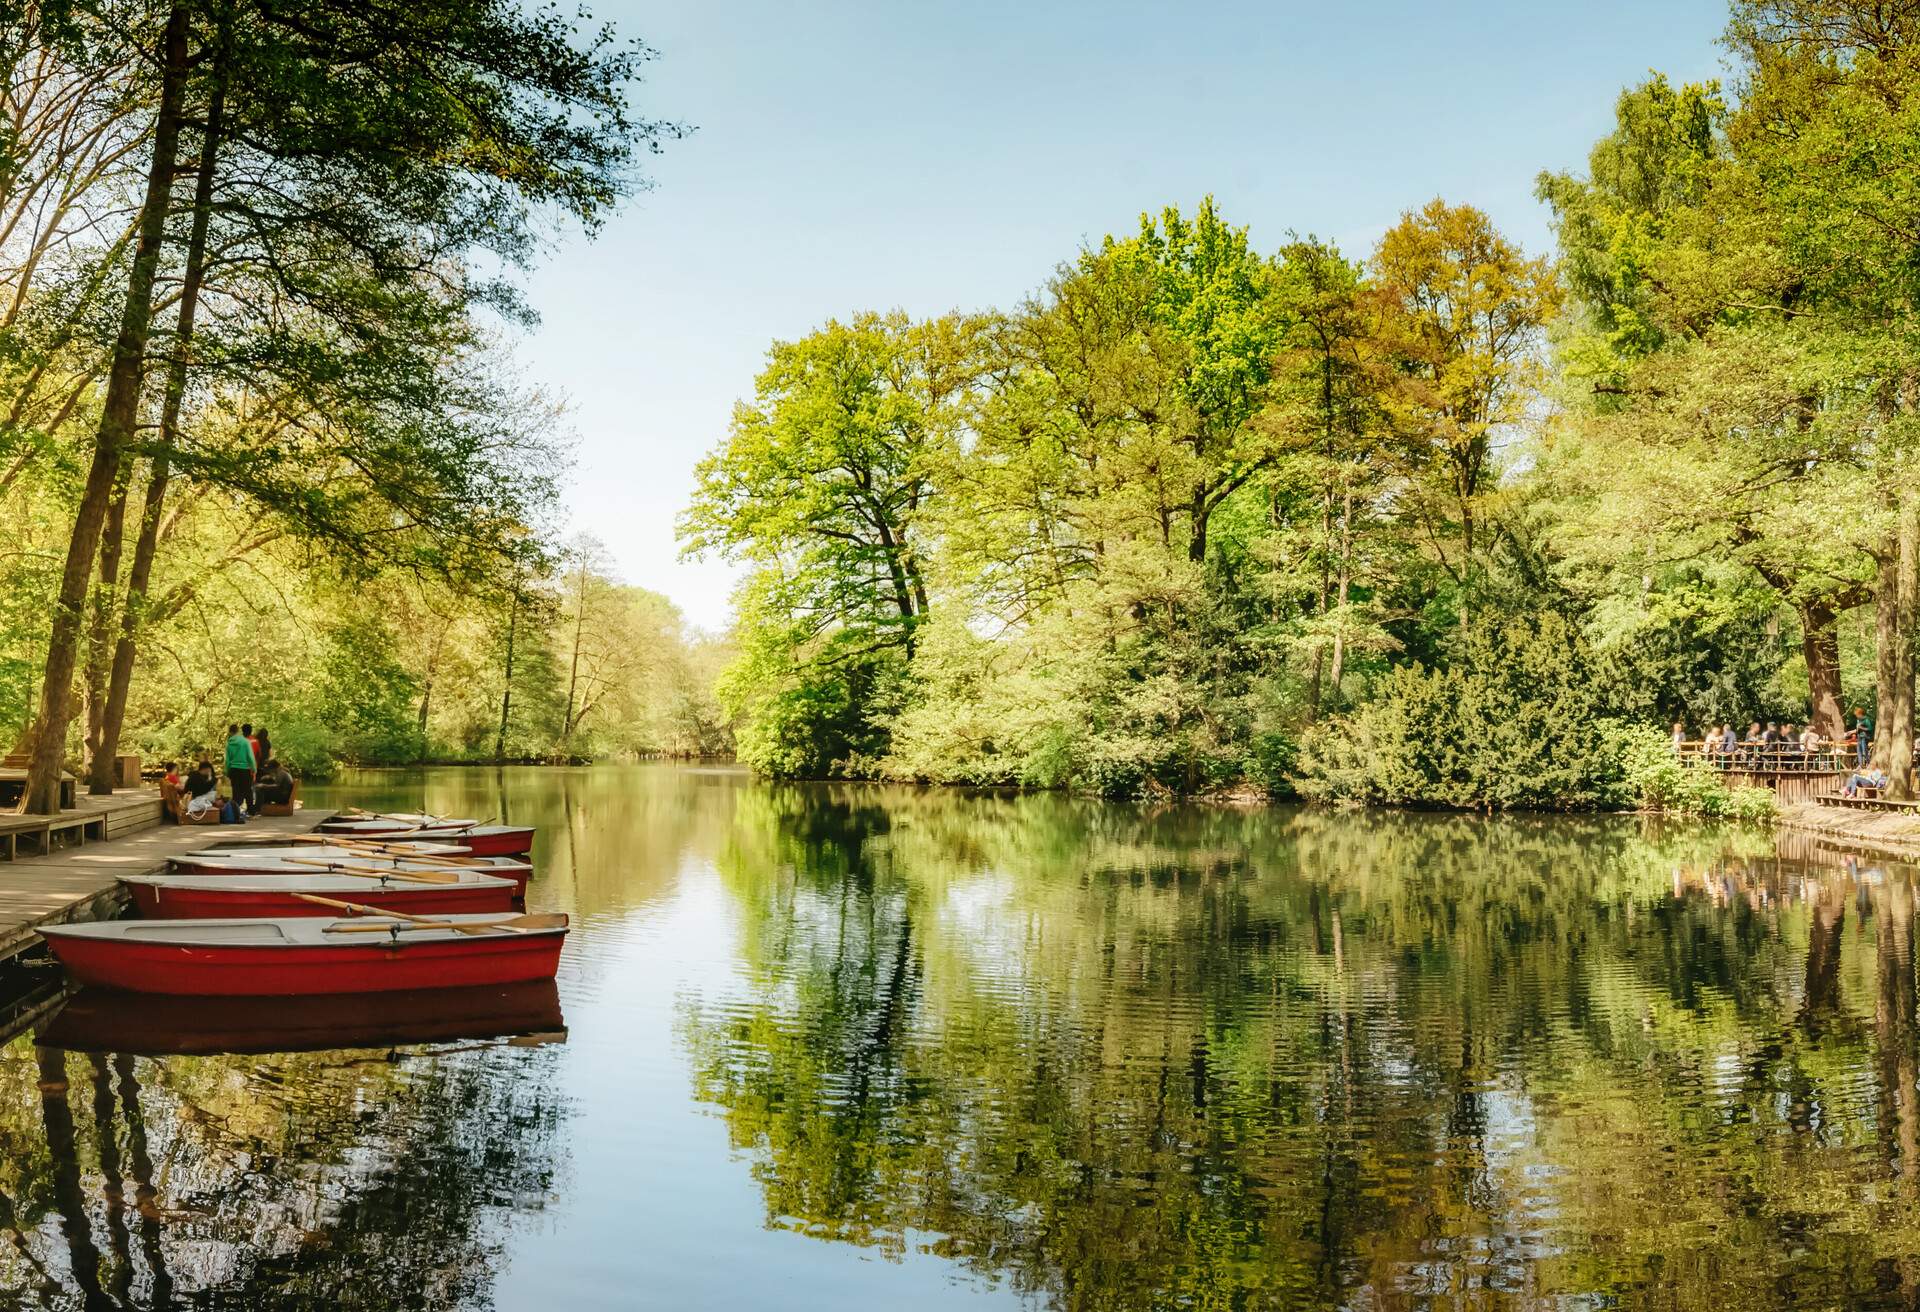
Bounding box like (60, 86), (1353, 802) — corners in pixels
(2, 765), (1919, 1309)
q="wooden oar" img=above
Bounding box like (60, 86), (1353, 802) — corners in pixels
(282, 857), (464, 885)
(354, 848), (494, 868)
(298, 893), (561, 935)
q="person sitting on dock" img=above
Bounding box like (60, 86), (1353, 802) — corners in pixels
(162, 761), (181, 789)
(1845, 767), (1889, 798)
(183, 760), (220, 818)
(256, 758), (295, 807)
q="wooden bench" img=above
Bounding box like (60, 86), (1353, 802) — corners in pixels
(256, 774), (301, 817)
(0, 809), (107, 859)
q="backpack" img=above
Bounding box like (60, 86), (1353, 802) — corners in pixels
(219, 799), (244, 824)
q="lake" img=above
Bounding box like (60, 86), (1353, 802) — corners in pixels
(1, 763), (1917, 1309)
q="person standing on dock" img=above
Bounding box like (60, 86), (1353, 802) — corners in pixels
(1851, 705), (1874, 767)
(225, 723), (256, 817)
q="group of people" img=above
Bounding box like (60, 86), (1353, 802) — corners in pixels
(1676, 706), (1878, 768)
(161, 721), (294, 821)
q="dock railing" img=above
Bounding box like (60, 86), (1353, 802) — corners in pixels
(1675, 740), (1859, 774)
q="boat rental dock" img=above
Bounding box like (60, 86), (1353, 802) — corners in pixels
(0, 790), (326, 964)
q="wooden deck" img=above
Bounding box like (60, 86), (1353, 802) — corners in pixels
(1720, 768), (1852, 805)
(1816, 792), (1920, 813)
(0, 789), (328, 963)
(0, 786), (163, 857)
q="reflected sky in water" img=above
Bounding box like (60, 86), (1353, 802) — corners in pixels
(3, 764), (1918, 1310)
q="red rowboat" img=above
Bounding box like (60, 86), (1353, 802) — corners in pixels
(206, 836), (471, 856)
(122, 870), (521, 918)
(170, 847), (533, 897)
(318, 811), (473, 833)
(38, 981), (566, 1055)
(317, 821), (535, 857)
(40, 914), (568, 996)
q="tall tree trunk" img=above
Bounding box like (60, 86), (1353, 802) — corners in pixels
(1801, 598), (1847, 741)
(1458, 485), (1474, 638)
(563, 556), (586, 742)
(905, 556), (930, 619)
(83, 470), (129, 792)
(417, 629), (442, 742)
(1188, 485), (1209, 564)
(496, 586), (519, 762)
(1889, 493), (1919, 800)
(1328, 481), (1354, 698)
(93, 18), (229, 797)
(871, 515), (919, 655)
(23, 4), (189, 814)
(1877, 542), (1900, 774)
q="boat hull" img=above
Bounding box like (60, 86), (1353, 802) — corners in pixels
(42, 928), (564, 996)
(444, 828), (534, 857)
(127, 880), (518, 919)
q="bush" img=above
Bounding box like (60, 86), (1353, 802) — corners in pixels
(1725, 784), (1781, 823)
(1613, 721), (1777, 820)
(1292, 614), (1628, 809)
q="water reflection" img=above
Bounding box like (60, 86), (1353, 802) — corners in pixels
(683, 789), (1920, 1310)
(39, 984), (567, 1056)
(5, 765), (1919, 1309)
(0, 994), (568, 1306)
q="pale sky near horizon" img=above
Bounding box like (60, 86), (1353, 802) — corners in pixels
(513, 0), (1730, 633)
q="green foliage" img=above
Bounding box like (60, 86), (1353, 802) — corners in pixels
(1292, 614), (1629, 809)
(1613, 723), (1779, 820)
(0, 0), (691, 790)
(316, 620), (424, 765)
(719, 625), (901, 780)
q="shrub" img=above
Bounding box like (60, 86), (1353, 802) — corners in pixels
(1292, 614), (1627, 809)
(1724, 784), (1781, 824)
(1612, 720), (1777, 820)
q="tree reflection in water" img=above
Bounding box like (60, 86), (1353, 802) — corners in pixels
(0, 1007), (566, 1308)
(683, 789), (1920, 1310)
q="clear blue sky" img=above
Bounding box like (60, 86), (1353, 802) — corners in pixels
(514, 0), (1730, 631)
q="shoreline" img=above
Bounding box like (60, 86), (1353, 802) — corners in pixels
(1776, 800), (1920, 864)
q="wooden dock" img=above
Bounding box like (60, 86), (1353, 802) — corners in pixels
(0, 789), (328, 963)
(1720, 768), (1851, 805)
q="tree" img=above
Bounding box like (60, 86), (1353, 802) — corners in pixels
(1537, 73), (1874, 742)
(22, 0), (192, 812)
(1370, 200), (1558, 632)
(683, 313), (975, 776)
(1098, 198), (1286, 565)
(683, 313), (973, 659)
(14, 0), (677, 811)
(1266, 237), (1395, 711)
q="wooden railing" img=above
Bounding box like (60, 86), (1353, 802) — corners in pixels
(1675, 740), (1860, 774)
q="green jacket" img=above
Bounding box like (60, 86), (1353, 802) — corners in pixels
(225, 734), (256, 770)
